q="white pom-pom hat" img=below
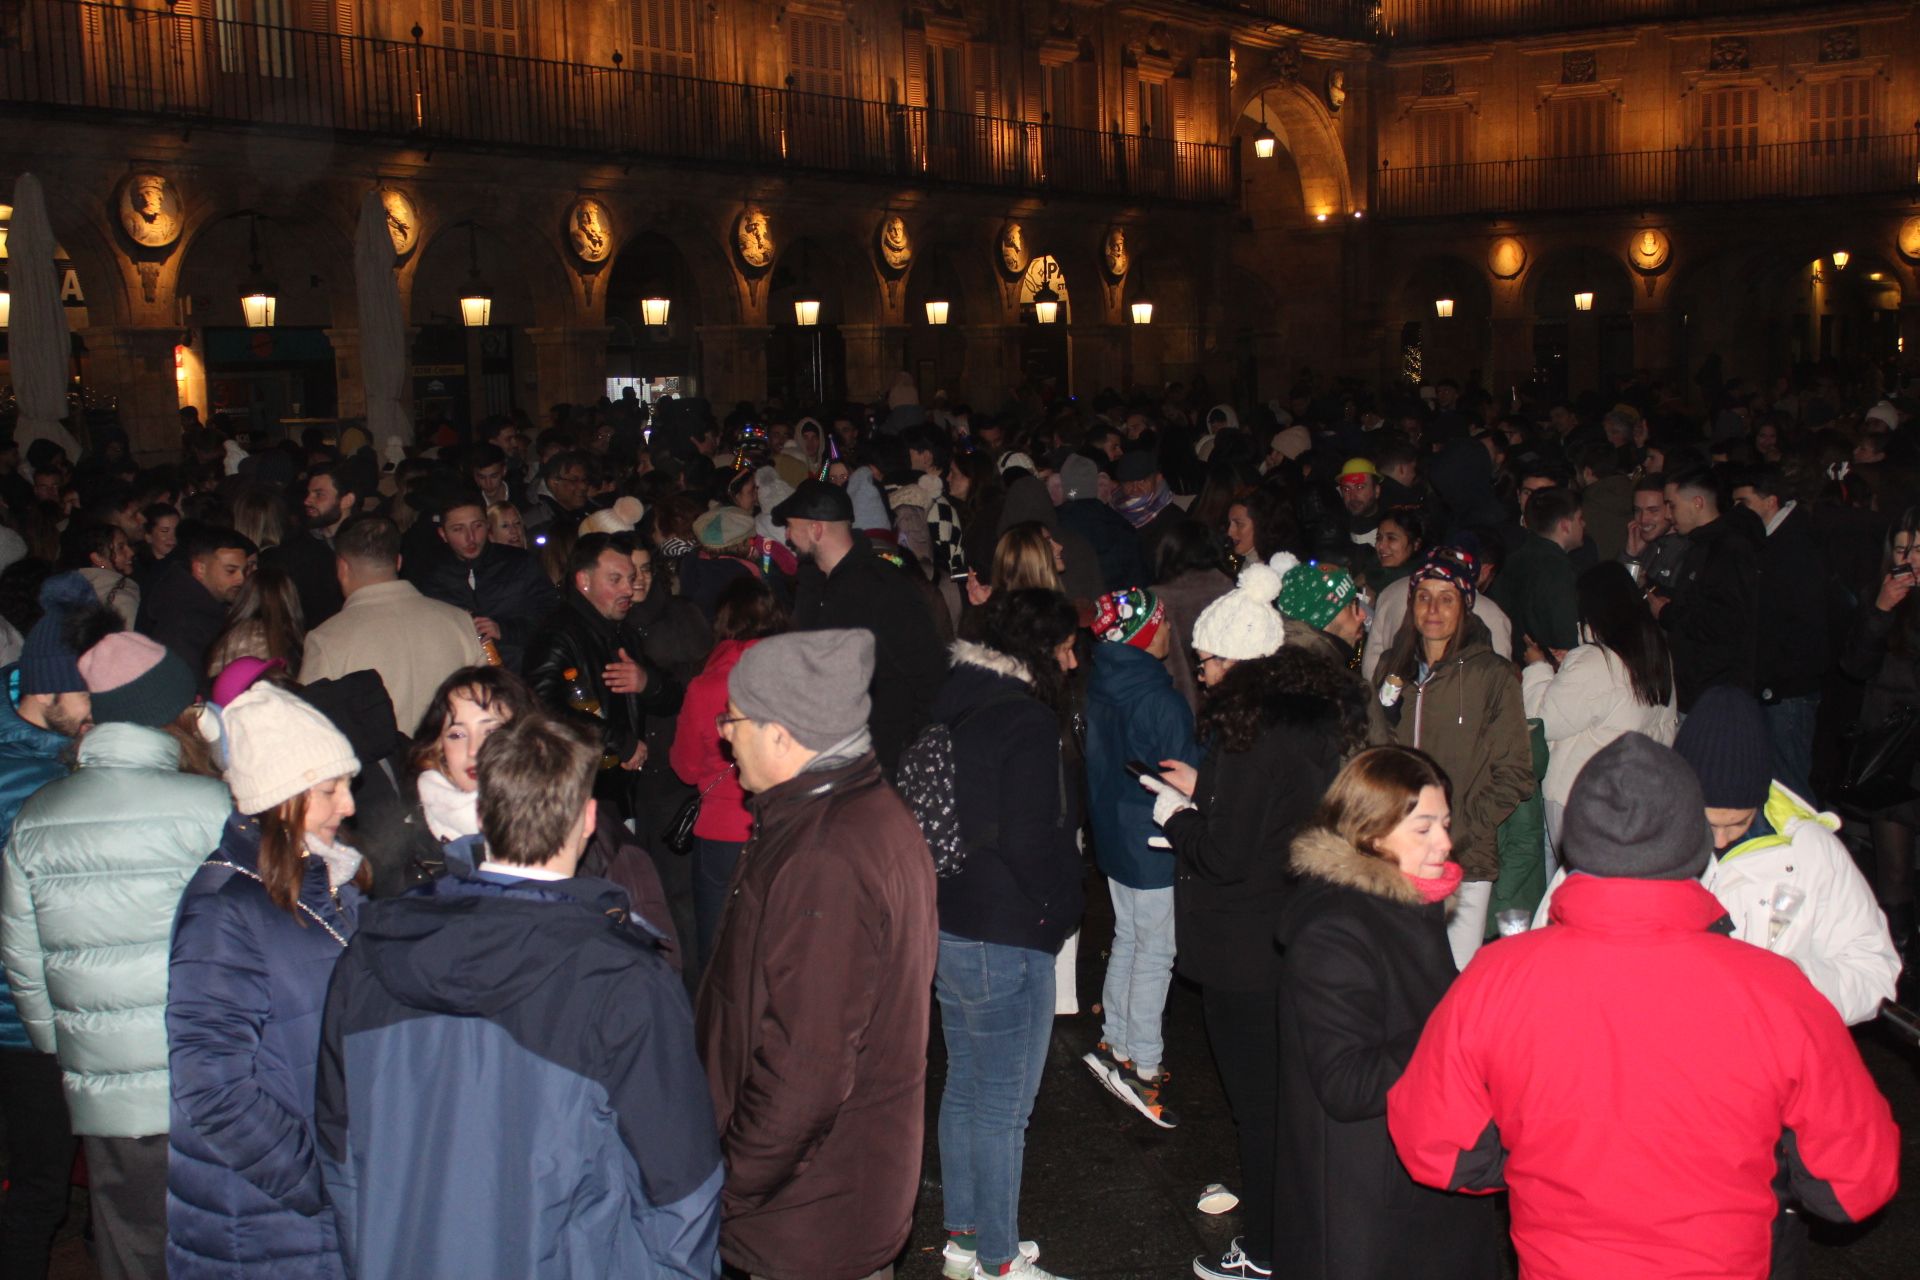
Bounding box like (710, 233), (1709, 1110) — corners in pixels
(1192, 561), (1285, 661)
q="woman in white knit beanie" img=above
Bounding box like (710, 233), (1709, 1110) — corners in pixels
(163, 682), (364, 1277)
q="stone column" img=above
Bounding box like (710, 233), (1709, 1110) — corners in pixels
(695, 325), (772, 407)
(957, 325), (1022, 409)
(325, 327), (365, 422)
(82, 326), (185, 461)
(523, 326), (612, 409)
(840, 323), (908, 404)
(1068, 324), (1125, 398)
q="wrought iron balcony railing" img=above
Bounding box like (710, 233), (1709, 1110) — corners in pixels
(1375, 133), (1920, 218)
(0, 0), (1235, 206)
(1378, 0), (1882, 46)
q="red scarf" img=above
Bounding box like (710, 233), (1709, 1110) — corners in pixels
(1404, 860), (1463, 904)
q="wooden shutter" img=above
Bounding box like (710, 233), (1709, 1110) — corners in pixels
(441, 0), (516, 55)
(1413, 108), (1466, 167)
(789, 15), (846, 97)
(1120, 62), (1139, 133)
(1170, 74), (1193, 143)
(1699, 86), (1758, 154)
(903, 25), (926, 107)
(1808, 77), (1871, 150)
(1546, 95), (1609, 157)
(966, 41), (996, 116)
(631, 0), (696, 76)
(1073, 59), (1098, 132)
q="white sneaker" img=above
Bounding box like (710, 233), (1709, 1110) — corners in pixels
(943, 1239), (1039, 1280)
(972, 1253), (1067, 1280)
(1193, 1237), (1271, 1280)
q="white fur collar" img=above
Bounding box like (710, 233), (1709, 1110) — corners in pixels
(1291, 826), (1427, 905)
(950, 639), (1033, 685)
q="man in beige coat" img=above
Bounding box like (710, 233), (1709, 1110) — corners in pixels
(299, 516), (484, 735)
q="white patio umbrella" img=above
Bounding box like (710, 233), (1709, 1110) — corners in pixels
(354, 189), (411, 464)
(8, 174), (82, 470)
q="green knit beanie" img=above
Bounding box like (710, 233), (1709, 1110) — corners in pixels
(1279, 562), (1357, 631)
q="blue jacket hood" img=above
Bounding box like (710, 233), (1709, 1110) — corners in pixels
(0, 666), (72, 763)
(1089, 641), (1174, 698)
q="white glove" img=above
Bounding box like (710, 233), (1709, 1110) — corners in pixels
(1152, 786), (1196, 828)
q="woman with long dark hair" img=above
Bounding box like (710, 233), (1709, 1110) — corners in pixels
(1523, 561), (1677, 853)
(207, 564), (307, 677)
(931, 588), (1082, 1280)
(1275, 746), (1499, 1280)
(395, 666), (539, 889)
(166, 684), (365, 1278)
(1147, 564), (1370, 1280)
(948, 451), (1007, 582)
(1839, 505), (1920, 960)
(1223, 485), (1301, 571)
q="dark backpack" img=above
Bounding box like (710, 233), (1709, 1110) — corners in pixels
(896, 693), (1024, 878)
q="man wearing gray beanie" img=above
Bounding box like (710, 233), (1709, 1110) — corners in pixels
(1387, 730), (1899, 1280)
(696, 630), (937, 1280)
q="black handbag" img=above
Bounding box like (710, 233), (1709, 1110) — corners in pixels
(1837, 703), (1920, 812)
(663, 769), (729, 855)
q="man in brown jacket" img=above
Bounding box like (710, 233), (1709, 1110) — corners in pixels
(698, 628), (939, 1280)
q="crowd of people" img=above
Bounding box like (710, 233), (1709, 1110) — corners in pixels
(0, 359), (1914, 1280)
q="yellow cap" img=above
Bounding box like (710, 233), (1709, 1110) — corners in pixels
(1337, 457), (1378, 482)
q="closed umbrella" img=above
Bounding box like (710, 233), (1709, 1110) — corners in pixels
(354, 189), (410, 464)
(8, 174), (82, 470)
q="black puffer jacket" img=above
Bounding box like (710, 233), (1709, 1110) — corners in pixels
(1162, 650), (1365, 990)
(932, 641), (1084, 955)
(1274, 827), (1500, 1280)
(523, 591), (684, 779)
(1660, 512), (1762, 710)
(411, 542), (558, 673)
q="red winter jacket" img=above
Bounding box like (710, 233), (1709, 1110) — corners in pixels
(1387, 875), (1898, 1280)
(670, 638), (757, 841)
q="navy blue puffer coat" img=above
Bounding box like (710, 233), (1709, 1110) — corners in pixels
(166, 812), (360, 1279)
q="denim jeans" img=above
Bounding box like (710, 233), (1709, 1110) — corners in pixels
(1764, 694), (1820, 806)
(936, 932), (1055, 1269)
(1099, 881), (1176, 1077)
(691, 837), (745, 968)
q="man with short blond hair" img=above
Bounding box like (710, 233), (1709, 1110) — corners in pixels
(317, 710), (720, 1280)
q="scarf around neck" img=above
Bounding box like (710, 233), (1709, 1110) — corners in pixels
(1114, 480), (1175, 530)
(1404, 859), (1463, 904)
(304, 833), (365, 890)
(418, 767), (481, 843)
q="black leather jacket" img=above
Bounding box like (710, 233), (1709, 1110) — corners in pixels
(412, 542), (558, 673)
(523, 591), (684, 767)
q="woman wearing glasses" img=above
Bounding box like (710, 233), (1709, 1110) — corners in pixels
(1145, 563), (1370, 1280)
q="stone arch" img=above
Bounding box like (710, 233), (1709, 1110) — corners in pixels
(18, 171), (134, 330)
(399, 191), (579, 331)
(1234, 79), (1354, 218)
(1393, 252), (1494, 385)
(1523, 243), (1637, 319)
(602, 229), (705, 387)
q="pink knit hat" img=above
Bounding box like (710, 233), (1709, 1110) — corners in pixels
(78, 632), (199, 727)
(211, 656), (286, 708)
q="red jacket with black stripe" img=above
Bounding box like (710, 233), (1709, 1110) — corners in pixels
(1387, 875), (1899, 1280)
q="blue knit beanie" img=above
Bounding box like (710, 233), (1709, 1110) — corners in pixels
(1672, 687), (1772, 810)
(20, 572), (97, 696)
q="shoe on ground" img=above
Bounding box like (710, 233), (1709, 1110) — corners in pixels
(1195, 1183), (1239, 1214)
(1193, 1237), (1271, 1280)
(943, 1239), (1038, 1280)
(1101, 1062), (1179, 1129)
(973, 1251), (1067, 1280)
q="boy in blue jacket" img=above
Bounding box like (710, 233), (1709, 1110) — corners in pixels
(1082, 588), (1199, 1128)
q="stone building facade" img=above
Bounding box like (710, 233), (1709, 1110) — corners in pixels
(0, 0), (1914, 455)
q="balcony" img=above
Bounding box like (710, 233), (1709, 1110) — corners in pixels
(0, 0), (1235, 206)
(1379, 0), (1882, 46)
(1375, 133), (1920, 218)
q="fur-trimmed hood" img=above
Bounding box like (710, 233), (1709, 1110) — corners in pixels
(1289, 826), (1427, 906)
(949, 639), (1032, 685)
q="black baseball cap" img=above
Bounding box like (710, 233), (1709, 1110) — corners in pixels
(770, 478), (855, 525)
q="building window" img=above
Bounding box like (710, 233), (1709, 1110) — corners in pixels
(788, 14), (846, 97)
(1807, 77), (1872, 153)
(1138, 79), (1169, 139)
(629, 0), (695, 78)
(1411, 107), (1468, 168)
(1698, 85), (1760, 156)
(439, 0), (519, 56)
(927, 41), (966, 114)
(216, 0), (294, 77)
(1544, 94), (1612, 158)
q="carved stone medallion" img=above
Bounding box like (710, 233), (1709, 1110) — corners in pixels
(380, 189), (419, 258)
(734, 207), (774, 272)
(119, 173), (182, 249)
(877, 214), (911, 274)
(1628, 227), (1671, 273)
(998, 222), (1030, 278)
(567, 198), (613, 264)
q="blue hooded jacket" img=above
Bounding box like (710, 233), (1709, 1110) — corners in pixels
(316, 864), (721, 1280)
(166, 812), (361, 1279)
(0, 665), (71, 1051)
(1085, 642), (1199, 890)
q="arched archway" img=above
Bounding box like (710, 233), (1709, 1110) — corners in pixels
(1235, 81), (1354, 223)
(603, 230), (701, 401)
(766, 237), (849, 407)
(903, 245), (975, 401)
(406, 223), (541, 432)
(175, 210), (347, 432)
(1395, 254), (1493, 387)
(1525, 245), (1637, 406)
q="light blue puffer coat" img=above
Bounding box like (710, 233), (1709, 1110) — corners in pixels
(0, 722), (232, 1136)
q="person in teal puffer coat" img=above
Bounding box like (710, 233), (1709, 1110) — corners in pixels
(2, 633), (227, 1280)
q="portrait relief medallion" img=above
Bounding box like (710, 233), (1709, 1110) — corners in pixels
(119, 173), (182, 249)
(1897, 217), (1920, 263)
(380, 189), (419, 258)
(1628, 227), (1671, 273)
(735, 207), (775, 271)
(1488, 236), (1527, 280)
(877, 214), (912, 274)
(1102, 227), (1130, 280)
(567, 198), (613, 264)
(998, 222), (1030, 278)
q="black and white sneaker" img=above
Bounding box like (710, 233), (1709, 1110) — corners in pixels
(1193, 1237), (1271, 1280)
